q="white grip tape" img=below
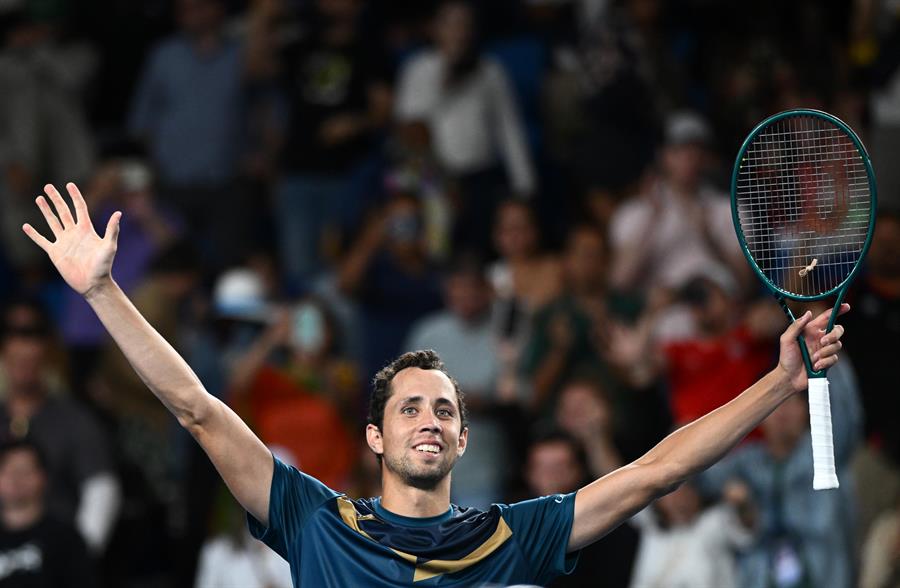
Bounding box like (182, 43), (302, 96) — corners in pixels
(808, 377), (839, 490)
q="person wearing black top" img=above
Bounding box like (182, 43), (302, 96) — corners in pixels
(0, 440), (97, 588)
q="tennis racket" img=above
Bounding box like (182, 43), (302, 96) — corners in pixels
(731, 109), (876, 490)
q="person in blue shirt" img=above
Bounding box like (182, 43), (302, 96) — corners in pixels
(21, 182), (849, 587)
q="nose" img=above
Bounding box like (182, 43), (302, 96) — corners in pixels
(419, 414), (442, 434)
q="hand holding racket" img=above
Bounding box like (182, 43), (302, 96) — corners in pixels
(731, 109), (876, 490)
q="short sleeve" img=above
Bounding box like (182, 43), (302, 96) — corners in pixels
(499, 493), (580, 584)
(247, 455), (341, 558)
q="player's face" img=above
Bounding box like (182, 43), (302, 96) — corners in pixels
(369, 368), (468, 490)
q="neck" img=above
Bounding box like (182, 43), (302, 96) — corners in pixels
(379, 471), (452, 518)
(2, 501), (42, 531)
(669, 179), (698, 198)
(7, 388), (44, 417)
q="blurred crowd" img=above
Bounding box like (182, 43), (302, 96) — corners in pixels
(0, 0), (899, 586)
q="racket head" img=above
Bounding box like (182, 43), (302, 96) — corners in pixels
(731, 109), (877, 302)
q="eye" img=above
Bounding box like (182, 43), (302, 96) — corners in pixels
(402, 407), (418, 416)
(436, 408), (453, 418)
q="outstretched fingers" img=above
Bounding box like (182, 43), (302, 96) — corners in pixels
(104, 211), (122, 244)
(35, 196), (63, 238)
(22, 223), (52, 252)
(43, 184), (76, 229)
(66, 182), (89, 225)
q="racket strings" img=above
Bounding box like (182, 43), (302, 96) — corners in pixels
(735, 115), (871, 297)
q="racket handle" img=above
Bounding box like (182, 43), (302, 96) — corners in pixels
(808, 377), (839, 490)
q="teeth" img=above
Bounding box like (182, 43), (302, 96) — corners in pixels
(415, 444), (440, 454)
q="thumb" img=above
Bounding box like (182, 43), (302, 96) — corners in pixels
(104, 211), (122, 243)
(782, 310), (812, 342)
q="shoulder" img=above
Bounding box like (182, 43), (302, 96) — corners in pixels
(400, 50), (441, 77)
(149, 36), (188, 62)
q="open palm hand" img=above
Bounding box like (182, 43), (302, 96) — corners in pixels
(22, 183), (122, 296)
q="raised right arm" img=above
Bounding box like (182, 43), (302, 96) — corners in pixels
(23, 183), (273, 524)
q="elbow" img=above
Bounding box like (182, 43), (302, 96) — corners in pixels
(176, 391), (218, 434)
(634, 456), (690, 499)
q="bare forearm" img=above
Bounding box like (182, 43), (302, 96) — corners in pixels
(84, 280), (210, 426)
(637, 368), (793, 485)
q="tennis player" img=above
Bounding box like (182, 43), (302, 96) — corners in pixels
(23, 183), (847, 586)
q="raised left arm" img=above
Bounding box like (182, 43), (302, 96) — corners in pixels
(567, 304), (848, 551)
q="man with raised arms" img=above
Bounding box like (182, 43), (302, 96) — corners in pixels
(23, 183), (847, 586)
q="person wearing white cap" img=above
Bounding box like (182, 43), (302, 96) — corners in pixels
(609, 111), (751, 295)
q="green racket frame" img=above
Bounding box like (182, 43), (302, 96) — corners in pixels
(730, 108), (878, 379)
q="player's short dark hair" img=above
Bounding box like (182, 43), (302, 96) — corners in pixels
(0, 439), (48, 473)
(368, 350), (468, 432)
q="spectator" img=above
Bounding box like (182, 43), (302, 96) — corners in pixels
(0, 440), (97, 587)
(0, 321), (120, 554)
(58, 158), (182, 398)
(129, 0), (252, 270)
(395, 0), (537, 251)
(608, 111), (750, 295)
(227, 298), (360, 489)
(404, 255), (510, 507)
(338, 192), (444, 380)
(842, 210), (900, 466)
(488, 199), (562, 394)
(247, 0), (393, 290)
(860, 492), (900, 588)
(520, 223), (638, 410)
(0, 5), (97, 270)
(523, 431), (639, 588)
(194, 499), (292, 588)
(607, 272), (783, 426)
(384, 121), (454, 263)
(699, 352), (863, 588)
(629, 480), (755, 588)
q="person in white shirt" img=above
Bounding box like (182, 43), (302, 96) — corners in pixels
(395, 1), (537, 250)
(609, 112), (750, 295)
(629, 480), (755, 588)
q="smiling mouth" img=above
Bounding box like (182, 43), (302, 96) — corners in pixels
(414, 444), (442, 454)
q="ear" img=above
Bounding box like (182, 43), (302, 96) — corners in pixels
(366, 424), (384, 457)
(457, 426), (468, 457)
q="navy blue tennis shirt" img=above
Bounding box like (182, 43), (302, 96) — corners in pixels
(248, 456), (581, 586)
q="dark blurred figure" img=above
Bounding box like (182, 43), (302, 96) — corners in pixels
(519, 223), (628, 410)
(129, 0), (253, 271)
(0, 440), (98, 587)
(395, 1), (537, 252)
(338, 193), (443, 380)
(247, 0), (393, 291)
(522, 431), (639, 588)
(0, 4), (97, 272)
(0, 306), (120, 556)
(404, 255), (511, 507)
(843, 210), (900, 467)
(92, 242), (199, 587)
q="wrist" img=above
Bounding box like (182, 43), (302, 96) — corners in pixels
(768, 366), (797, 398)
(83, 277), (118, 303)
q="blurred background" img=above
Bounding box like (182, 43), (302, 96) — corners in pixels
(0, 0), (898, 586)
